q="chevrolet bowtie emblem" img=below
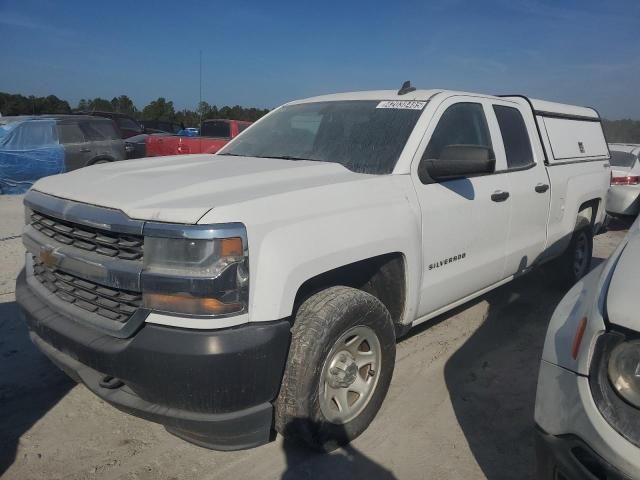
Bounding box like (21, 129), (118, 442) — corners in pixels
(39, 247), (60, 269)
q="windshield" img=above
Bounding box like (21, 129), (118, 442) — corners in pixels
(0, 118), (25, 143)
(219, 100), (425, 174)
(610, 150), (637, 168)
(0, 119), (58, 149)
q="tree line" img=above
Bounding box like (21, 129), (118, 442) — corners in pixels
(0, 92), (270, 126)
(2, 91), (640, 142)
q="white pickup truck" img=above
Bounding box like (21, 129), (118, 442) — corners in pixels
(16, 85), (611, 451)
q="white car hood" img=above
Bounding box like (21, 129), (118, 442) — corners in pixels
(32, 154), (367, 223)
(606, 219), (640, 332)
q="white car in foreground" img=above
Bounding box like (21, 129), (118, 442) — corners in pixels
(536, 217), (640, 479)
(607, 143), (640, 217)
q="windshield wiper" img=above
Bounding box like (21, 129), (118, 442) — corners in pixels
(218, 153), (319, 161)
(259, 155), (315, 161)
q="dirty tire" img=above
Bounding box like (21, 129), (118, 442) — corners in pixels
(553, 217), (593, 288)
(275, 286), (396, 451)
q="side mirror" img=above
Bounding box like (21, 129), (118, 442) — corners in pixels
(418, 145), (495, 183)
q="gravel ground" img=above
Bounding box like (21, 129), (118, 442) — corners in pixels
(0, 195), (631, 480)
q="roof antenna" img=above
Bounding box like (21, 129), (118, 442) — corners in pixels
(398, 80), (416, 95)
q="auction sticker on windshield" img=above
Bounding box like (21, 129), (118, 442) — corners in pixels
(376, 100), (427, 110)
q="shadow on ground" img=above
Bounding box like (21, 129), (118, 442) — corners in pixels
(280, 419), (396, 480)
(439, 258), (605, 480)
(606, 215), (635, 232)
(0, 301), (74, 476)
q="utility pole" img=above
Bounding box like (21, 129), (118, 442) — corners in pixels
(199, 49), (203, 124)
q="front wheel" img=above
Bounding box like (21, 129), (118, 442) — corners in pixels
(275, 286), (396, 451)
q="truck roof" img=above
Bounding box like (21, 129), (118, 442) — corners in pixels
(289, 89), (600, 120)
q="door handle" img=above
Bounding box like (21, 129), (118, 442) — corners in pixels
(535, 183), (550, 193)
(79, 148), (92, 153)
(491, 190), (510, 202)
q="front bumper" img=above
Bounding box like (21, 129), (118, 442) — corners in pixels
(536, 427), (632, 480)
(535, 359), (640, 479)
(16, 269), (291, 450)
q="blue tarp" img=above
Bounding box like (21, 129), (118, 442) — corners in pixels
(0, 119), (65, 194)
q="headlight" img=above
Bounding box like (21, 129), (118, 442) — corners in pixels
(608, 340), (640, 408)
(141, 227), (249, 317)
(125, 143), (135, 153)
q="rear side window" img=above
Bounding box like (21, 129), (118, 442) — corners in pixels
(116, 117), (142, 132)
(57, 122), (86, 144)
(82, 120), (119, 141)
(493, 105), (534, 169)
(423, 103), (492, 160)
(201, 121), (231, 138)
(238, 123), (251, 133)
(609, 150), (637, 168)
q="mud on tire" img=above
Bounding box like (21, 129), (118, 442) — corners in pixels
(275, 286), (396, 451)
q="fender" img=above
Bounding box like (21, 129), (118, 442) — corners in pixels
(544, 161), (609, 258)
(199, 175), (423, 325)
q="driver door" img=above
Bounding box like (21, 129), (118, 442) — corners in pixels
(412, 97), (511, 318)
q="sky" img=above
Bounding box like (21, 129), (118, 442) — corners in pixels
(1, 0), (639, 119)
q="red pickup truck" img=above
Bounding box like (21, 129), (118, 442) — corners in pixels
(146, 119), (251, 157)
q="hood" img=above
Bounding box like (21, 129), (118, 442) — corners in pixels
(606, 219), (640, 332)
(32, 154), (368, 223)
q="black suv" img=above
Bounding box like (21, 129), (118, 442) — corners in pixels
(75, 111), (144, 139)
(55, 116), (125, 169)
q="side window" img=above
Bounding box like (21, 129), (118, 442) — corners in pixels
(423, 102), (493, 161)
(201, 121), (231, 138)
(116, 117), (142, 133)
(238, 123), (251, 133)
(57, 122), (86, 144)
(81, 120), (119, 141)
(493, 105), (534, 169)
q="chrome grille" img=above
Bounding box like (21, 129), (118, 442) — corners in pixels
(30, 211), (143, 260)
(33, 257), (142, 323)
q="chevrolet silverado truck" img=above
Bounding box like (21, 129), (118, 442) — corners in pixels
(16, 86), (611, 451)
(145, 119), (251, 157)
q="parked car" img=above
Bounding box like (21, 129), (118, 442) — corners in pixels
(76, 111), (144, 139)
(535, 216), (640, 479)
(125, 121), (185, 159)
(140, 120), (182, 134)
(17, 86), (610, 451)
(145, 119), (250, 156)
(0, 115), (124, 193)
(606, 143), (640, 217)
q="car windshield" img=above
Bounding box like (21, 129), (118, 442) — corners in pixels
(218, 100), (425, 174)
(0, 118), (25, 144)
(0, 119), (57, 149)
(609, 150), (637, 168)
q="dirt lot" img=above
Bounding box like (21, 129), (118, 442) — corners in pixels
(0, 195), (630, 480)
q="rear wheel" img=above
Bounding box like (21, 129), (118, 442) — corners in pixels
(275, 286), (396, 451)
(88, 158), (111, 166)
(553, 218), (593, 287)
